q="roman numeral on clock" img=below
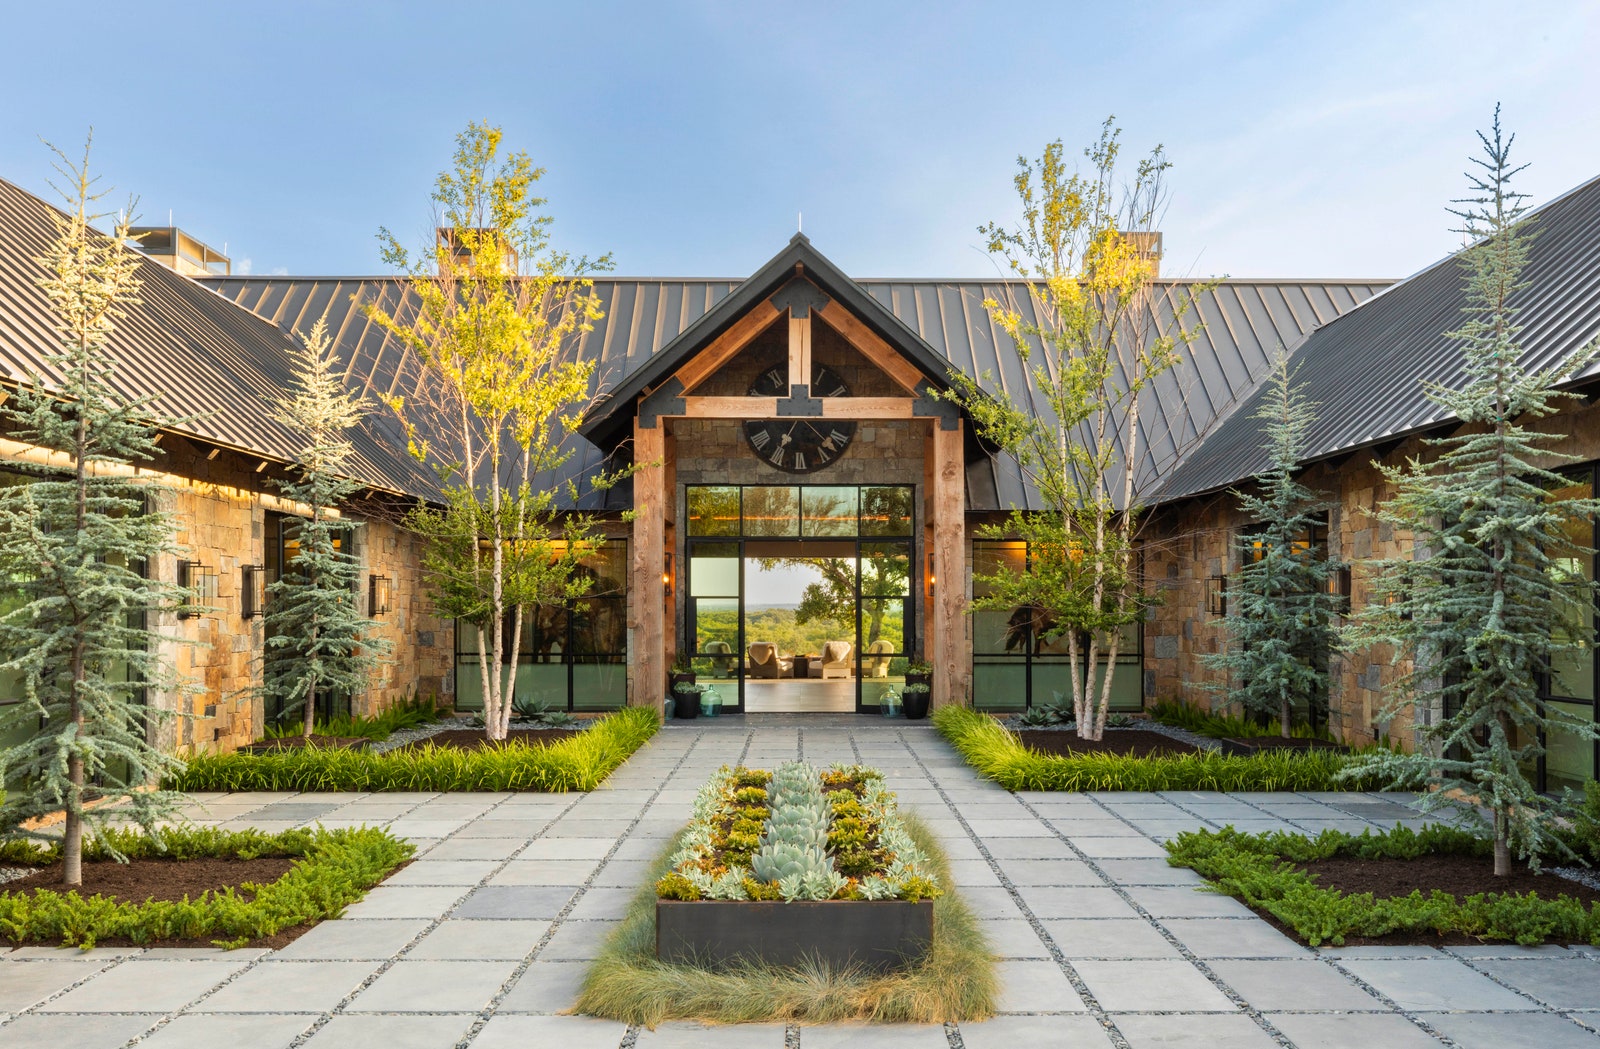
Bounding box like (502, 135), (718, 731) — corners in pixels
(793, 452), (806, 470)
(749, 429), (770, 449)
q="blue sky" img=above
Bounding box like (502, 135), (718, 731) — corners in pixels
(3, 1), (1597, 282)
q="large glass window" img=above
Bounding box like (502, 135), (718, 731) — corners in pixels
(453, 539), (629, 712)
(686, 485), (915, 540)
(971, 540), (1143, 715)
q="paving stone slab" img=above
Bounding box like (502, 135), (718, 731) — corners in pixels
(270, 918), (432, 961)
(453, 819), (552, 839)
(1016, 886), (1140, 920)
(0, 1012), (157, 1049)
(488, 858), (603, 885)
(535, 920), (620, 961)
(1264, 1012), (1441, 1049)
(1123, 885), (1256, 919)
(140, 1013), (317, 1048)
(564, 885), (639, 921)
(191, 959), (379, 1013)
(453, 885), (580, 920)
(422, 837), (531, 861)
(381, 860), (503, 886)
(339, 885), (466, 919)
(407, 919), (552, 960)
(957, 1014), (1112, 1049)
(1423, 1011), (1600, 1049)
(300, 1013), (476, 1048)
(993, 959), (1088, 1013)
(800, 1022), (954, 1046)
(632, 1020), (788, 1046)
(39, 958), (251, 1012)
(1337, 957), (1540, 1011)
(345, 958), (522, 1012)
(1065, 837), (1169, 860)
(383, 818), (476, 838)
(1466, 957), (1600, 1009)
(995, 859), (1101, 886)
(0, 958), (113, 1011)
(1206, 959), (1383, 1011)
(1042, 919), (1184, 960)
(1095, 860), (1205, 886)
(470, 1013), (631, 1049)
(982, 838), (1081, 860)
(1161, 918), (1309, 959)
(1111, 1012), (1281, 1049)
(975, 918), (1052, 959)
(498, 960), (591, 1013)
(1073, 959), (1237, 1013)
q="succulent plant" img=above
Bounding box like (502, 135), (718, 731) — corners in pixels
(751, 841), (831, 884)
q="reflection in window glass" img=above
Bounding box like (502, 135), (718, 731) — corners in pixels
(741, 486), (800, 537)
(802, 487), (858, 537)
(861, 542), (911, 597)
(861, 486), (913, 536)
(859, 597), (905, 710)
(1547, 701), (1595, 793)
(687, 487), (741, 537)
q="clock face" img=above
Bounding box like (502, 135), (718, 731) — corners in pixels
(743, 364), (857, 474)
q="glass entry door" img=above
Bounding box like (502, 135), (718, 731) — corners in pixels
(684, 485), (916, 714)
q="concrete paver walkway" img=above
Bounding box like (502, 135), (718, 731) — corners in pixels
(5, 716), (1600, 1048)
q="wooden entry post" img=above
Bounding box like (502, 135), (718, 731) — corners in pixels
(928, 420), (969, 708)
(630, 419), (667, 711)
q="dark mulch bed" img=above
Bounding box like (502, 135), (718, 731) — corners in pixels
(6, 856), (297, 902)
(1014, 728), (1201, 759)
(1220, 736), (1350, 755)
(241, 736), (370, 753)
(399, 727), (584, 752)
(1240, 854), (1600, 947)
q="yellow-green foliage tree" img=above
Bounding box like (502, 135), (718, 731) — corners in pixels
(950, 119), (1208, 739)
(365, 123), (614, 740)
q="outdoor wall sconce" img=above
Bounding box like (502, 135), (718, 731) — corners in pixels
(240, 565), (265, 619)
(1329, 566), (1353, 610)
(1207, 575), (1228, 617)
(369, 574), (394, 616)
(661, 553), (673, 596)
(177, 559), (219, 620)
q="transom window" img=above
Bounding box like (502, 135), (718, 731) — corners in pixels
(687, 485), (913, 539)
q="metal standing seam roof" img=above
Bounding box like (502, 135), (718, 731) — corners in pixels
(1154, 171), (1600, 505)
(0, 177), (442, 502)
(208, 245), (1383, 512)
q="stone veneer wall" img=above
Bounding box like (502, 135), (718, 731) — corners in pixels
(1144, 396), (1600, 752)
(36, 434), (458, 759)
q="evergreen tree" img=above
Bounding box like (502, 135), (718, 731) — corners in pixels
(1343, 107), (1600, 876)
(262, 318), (390, 742)
(1202, 354), (1341, 737)
(0, 139), (188, 885)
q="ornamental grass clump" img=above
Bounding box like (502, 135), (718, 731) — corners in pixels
(656, 762), (941, 903)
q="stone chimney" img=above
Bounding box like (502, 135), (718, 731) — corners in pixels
(128, 227), (230, 276)
(1122, 231), (1162, 278)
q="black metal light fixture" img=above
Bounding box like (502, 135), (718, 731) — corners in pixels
(177, 559), (219, 620)
(241, 564), (265, 619)
(1207, 574), (1228, 617)
(368, 573), (393, 616)
(661, 553), (672, 597)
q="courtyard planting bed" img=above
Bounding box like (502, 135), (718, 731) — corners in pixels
(169, 706), (657, 793)
(1168, 824), (1600, 947)
(577, 762), (995, 1025)
(0, 826), (412, 949)
(936, 706), (1375, 791)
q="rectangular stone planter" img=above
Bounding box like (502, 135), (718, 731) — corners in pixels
(656, 899), (934, 973)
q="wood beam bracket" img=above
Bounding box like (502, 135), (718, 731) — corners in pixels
(775, 385), (824, 417)
(768, 277), (830, 319)
(639, 377), (686, 429)
(912, 379), (962, 431)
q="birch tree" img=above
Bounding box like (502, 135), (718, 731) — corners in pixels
(262, 318), (390, 742)
(0, 138), (188, 885)
(365, 122), (613, 740)
(950, 118), (1207, 740)
(1342, 108), (1600, 876)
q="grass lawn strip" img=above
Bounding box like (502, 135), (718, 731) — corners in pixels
(577, 817), (995, 1026)
(934, 706), (1375, 792)
(1167, 823), (1600, 947)
(169, 706), (658, 793)
(0, 825), (413, 949)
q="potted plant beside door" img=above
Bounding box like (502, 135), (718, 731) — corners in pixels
(670, 652), (699, 719)
(902, 659), (932, 720)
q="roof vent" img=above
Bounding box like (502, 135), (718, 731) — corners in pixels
(127, 227), (230, 276)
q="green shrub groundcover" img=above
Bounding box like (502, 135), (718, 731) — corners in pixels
(170, 706), (659, 793)
(0, 825), (413, 949)
(1166, 823), (1600, 946)
(932, 706), (1375, 792)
